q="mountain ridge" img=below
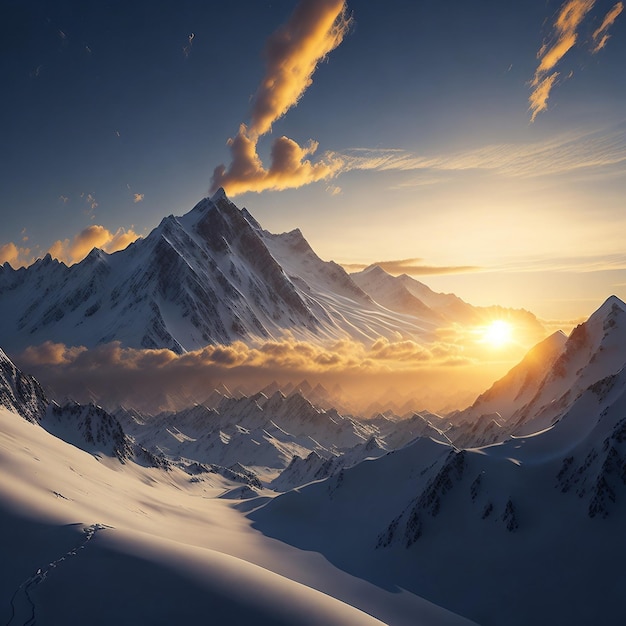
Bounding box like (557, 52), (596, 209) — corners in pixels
(0, 191), (544, 356)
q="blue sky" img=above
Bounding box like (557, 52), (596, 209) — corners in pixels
(1, 0), (625, 320)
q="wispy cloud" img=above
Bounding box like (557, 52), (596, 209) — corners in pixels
(248, 0), (351, 137)
(495, 252), (626, 274)
(592, 2), (624, 52)
(340, 124), (626, 180)
(342, 259), (481, 276)
(529, 0), (595, 121)
(529, 0), (623, 121)
(48, 225), (140, 265)
(210, 0), (351, 196)
(528, 72), (560, 123)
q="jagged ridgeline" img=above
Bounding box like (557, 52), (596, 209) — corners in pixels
(0, 190), (543, 354)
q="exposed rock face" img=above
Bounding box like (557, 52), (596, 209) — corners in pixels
(0, 348), (48, 423)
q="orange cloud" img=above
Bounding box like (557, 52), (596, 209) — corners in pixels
(19, 341), (87, 366)
(0, 242), (33, 269)
(250, 0), (351, 136)
(210, 0), (351, 196)
(592, 2), (623, 52)
(211, 124), (344, 195)
(342, 259), (482, 276)
(48, 225), (141, 265)
(529, 0), (595, 121)
(16, 326), (545, 415)
(13, 336), (445, 414)
(528, 72), (560, 122)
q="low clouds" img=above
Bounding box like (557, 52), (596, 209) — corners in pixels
(2, 221), (142, 269)
(15, 320), (547, 414)
(210, 0), (351, 196)
(529, 0), (623, 121)
(16, 335), (475, 413)
(48, 225), (140, 265)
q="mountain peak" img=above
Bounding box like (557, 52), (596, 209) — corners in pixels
(210, 187), (228, 203)
(595, 295), (626, 318)
(583, 295), (626, 339)
(84, 247), (108, 263)
(358, 264), (389, 277)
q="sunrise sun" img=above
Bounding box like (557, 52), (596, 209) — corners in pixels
(482, 320), (513, 348)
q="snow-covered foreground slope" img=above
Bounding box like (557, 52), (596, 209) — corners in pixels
(0, 407), (474, 626)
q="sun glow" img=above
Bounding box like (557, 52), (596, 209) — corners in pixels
(482, 320), (513, 348)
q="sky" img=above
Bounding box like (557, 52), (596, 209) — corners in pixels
(1, 0), (625, 322)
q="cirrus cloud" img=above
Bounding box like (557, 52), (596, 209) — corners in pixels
(529, 0), (623, 121)
(592, 2), (624, 52)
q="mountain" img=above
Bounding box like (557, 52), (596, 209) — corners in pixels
(250, 298), (626, 625)
(351, 264), (544, 330)
(115, 389), (383, 486)
(0, 190), (438, 354)
(0, 347), (169, 468)
(0, 347), (48, 423)
(0, 190), (544, 356)
(448, 295), (626, 446)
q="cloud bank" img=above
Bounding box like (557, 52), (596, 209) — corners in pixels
(16, 331), (524, 414)
(210, 0), (351, 196)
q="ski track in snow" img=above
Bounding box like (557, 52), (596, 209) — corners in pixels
(6, 523), (112, 626)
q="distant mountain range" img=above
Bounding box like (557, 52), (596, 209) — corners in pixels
(0, 189), (543, 354)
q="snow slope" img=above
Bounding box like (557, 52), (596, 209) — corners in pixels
(0, 406), (474, 626)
